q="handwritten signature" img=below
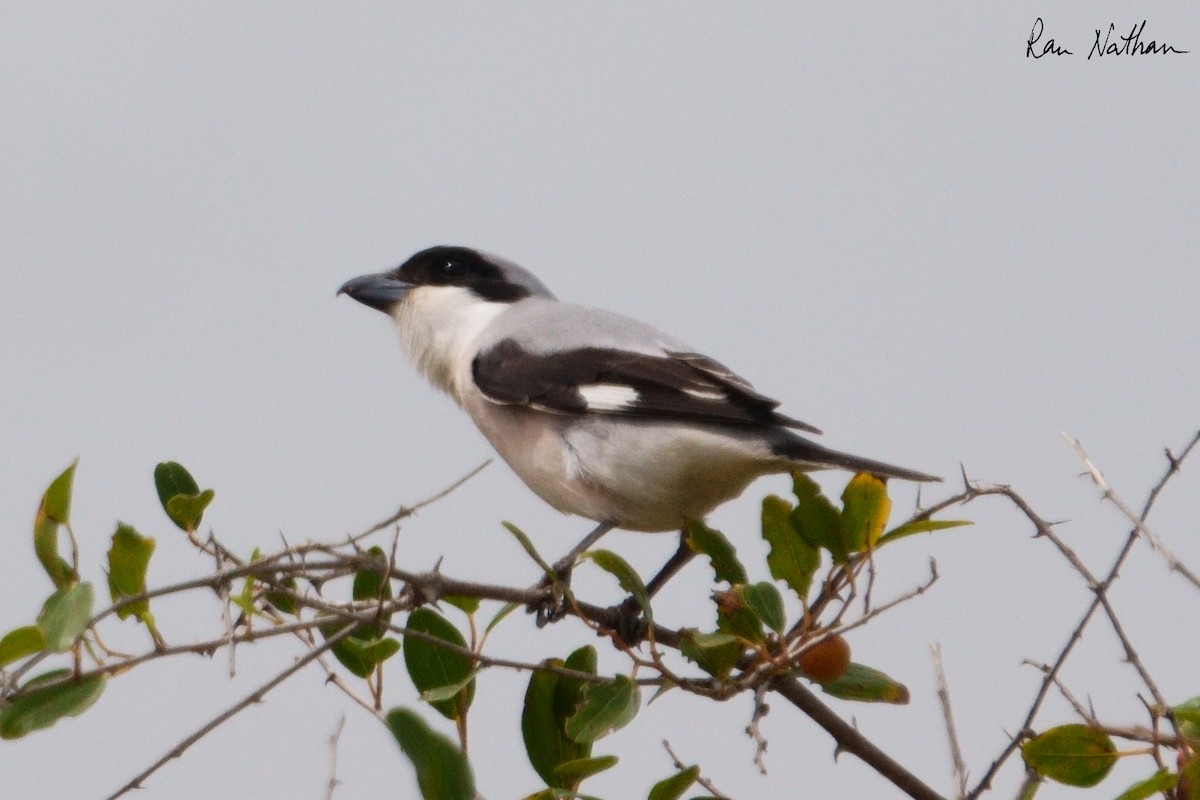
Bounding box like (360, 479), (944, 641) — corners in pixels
(1027, 18), (1189, 59)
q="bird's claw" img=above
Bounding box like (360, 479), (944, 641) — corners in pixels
(609, 595), (649, 646)
(527, 563), (573, 627)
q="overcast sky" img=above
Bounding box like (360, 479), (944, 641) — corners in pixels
(2, 4), (1197, 799)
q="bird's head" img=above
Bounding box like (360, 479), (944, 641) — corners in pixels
(339, 245), (554, 315)
(340, 246), (554, 397)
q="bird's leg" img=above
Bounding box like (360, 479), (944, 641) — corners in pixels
(612, 529), (696, 645)
(529, 519), (617, 626)
(643, 533), (697, 598)
(549, 519), (617, 580)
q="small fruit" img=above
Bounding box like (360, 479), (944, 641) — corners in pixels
(796, 633), (851, 682)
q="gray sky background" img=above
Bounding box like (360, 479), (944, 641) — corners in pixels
(2, 4), (1197, 798)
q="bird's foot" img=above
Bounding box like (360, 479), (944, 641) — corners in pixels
(527, 560), (574, 627)
(607, 595), (649, 647)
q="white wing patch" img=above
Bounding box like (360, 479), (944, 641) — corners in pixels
(682, 386), (727, 401)
(578, 383), (640, 412)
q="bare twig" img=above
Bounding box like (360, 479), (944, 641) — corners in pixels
(789, 559), (939, 660)
(931, 643), (968, 799)
(349, 459), (492, 541)
(1063, 433), (1200, 590)
(662, 739), (730, 799)
(324, 715), (346, 800)
(1023, 659), (1093, 721)
(105, 622), (358, 800)
(746, 683), (770, 774)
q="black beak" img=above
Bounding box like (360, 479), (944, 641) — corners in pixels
(338, 272), (412, 314)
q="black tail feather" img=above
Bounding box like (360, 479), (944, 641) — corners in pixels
(772, 433), (941, 483)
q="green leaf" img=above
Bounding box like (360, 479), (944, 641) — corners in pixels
(684, 520), (747, 585)
(553, 754), (619, 782)
(0, 670), (106, 739)
(231, 573), (258, 617)
(404, 608), (475, 721)
(876, 518), (973, 547)
(352, 546), (391, 600)
(738, 582), (786, 635)
(0, 626), (46, 668)
(1173, 695), (1200, 723)
(555, 646), (598, 726)
(678, 629), (742, 679)
(154, 460), (200, 504)
(420, 672), (479, 704)
(485, 601), (519, 637)
(1179, 758), (1200, 800)
(37, 583), (94, 653)
(333, 636), (401, 678)
(502, 521), (557, 576)
(106, 523), (155, 624)
(648, 765), (700, 800)
(1015, 775), (1042, 800)
(165, 490), (214, 533)
(565, 675), (641, 743)
(761, 495), (819, 601)
(647, 680), (677, 705)
(358, 638), (401, 668)
(585, 550), (651, 622)
(523, 659), (590, 790)
(1021, 724), (1117, 788)
(1113, 768), (1177, 800)
(443, 595), (480, 615)
(1175, 696), (1200, 744)
(352, 546), (393, 635)
(819, 662), (910, 704)
(385, 707), (476, 800)
(33, 461), (79, 589)
(714, 587), (765, 645)
(352, 544), (391, 599)
(840, 473), (892, 552)
(155, 462), (215, 532)
(264, 577), (298, 615)
(790, 473), (845, 560)
(316, 616), (392, 677)
(1171, 695), (1200, 734)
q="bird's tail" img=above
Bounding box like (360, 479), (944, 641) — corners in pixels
(771, 433), (941, 483)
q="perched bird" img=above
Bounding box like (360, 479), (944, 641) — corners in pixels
(340, 246), (938, 608)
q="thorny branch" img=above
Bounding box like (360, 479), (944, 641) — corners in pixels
(104, 622), (359, 800)
(6, 433), (1197, 800)
(771, 675), (946, 800)
(1063, 433), (1200, 590)
(965, 430), (1200, 799)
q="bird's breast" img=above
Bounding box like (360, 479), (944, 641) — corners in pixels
(461, 391), (781, 532)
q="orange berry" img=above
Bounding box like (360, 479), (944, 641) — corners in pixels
(796, 634), (851, 682)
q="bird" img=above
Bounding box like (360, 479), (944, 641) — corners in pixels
(340, 245), (939, 619)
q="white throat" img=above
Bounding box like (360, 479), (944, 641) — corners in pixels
(394, 285), (510, 402)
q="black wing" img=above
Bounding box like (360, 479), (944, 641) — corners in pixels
(472, 339), (821, 433)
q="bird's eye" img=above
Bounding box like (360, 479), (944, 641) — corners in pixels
(440, 260), (469, 280)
